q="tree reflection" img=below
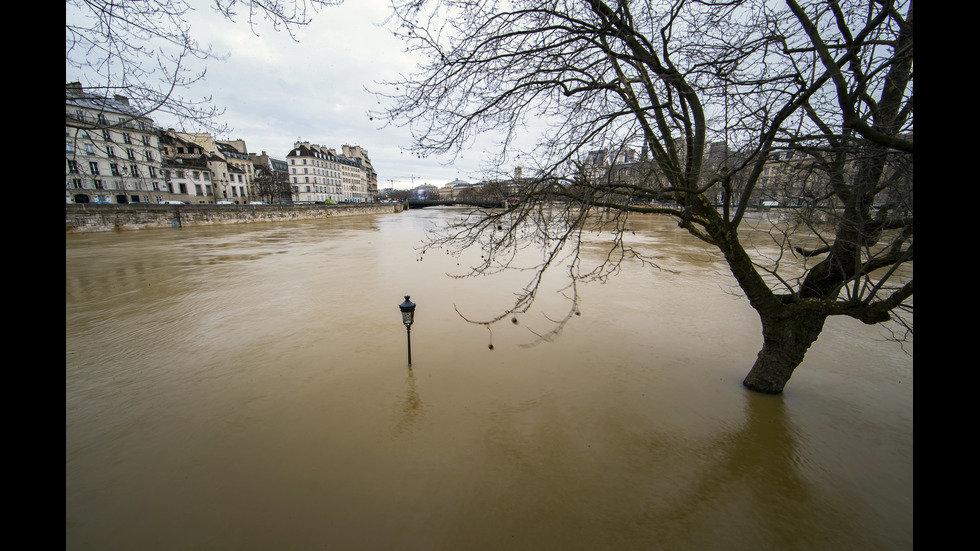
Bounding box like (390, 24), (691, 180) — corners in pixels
(643, 393), (855, 548)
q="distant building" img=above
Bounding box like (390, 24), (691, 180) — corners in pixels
(250, 151), (291, 204)
(170, 132), (251, 203)
(414, 184), (438, 200)
(217, 140), (256, 201)
(287, 142), (369, 203)
(66, 82), (167, 204)
(158, 132), (215, 203)
(342, 145), (378, 202)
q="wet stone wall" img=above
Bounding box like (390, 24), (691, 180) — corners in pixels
(65, 202), (404, 233)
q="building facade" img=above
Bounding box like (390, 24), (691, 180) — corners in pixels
(158, 132), (216, 203)
(172, 133), (252, 203)
(217, 140), (256, 200)
(66, 82), (167, 204)
(287, 142), (369, 203)
(250, 151), (292, 204)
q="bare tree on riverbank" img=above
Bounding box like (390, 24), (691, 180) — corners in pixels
(376, 0), (913, 394)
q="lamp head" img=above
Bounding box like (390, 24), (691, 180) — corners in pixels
(399, 296), (416, 326)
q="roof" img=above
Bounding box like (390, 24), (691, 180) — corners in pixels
(65, 83), (146, 121)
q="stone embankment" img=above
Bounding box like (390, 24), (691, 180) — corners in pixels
(66, 202), (405, 233)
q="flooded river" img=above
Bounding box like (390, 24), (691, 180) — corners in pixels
(66, 207), (912, 550)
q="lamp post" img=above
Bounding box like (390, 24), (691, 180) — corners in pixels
(399, 296), (416, 366)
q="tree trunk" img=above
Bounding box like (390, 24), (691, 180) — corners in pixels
(743, 309), (828, 394)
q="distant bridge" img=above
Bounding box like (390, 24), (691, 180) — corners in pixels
(406, 199), (508, 209)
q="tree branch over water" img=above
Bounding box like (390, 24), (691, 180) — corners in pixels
(379, 0), (912, 394)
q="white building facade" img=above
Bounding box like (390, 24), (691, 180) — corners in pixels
(287, 142), (369, 203)
(66, 82), (166, 204)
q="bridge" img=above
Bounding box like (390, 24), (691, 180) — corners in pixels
(406, 199), (509, 209)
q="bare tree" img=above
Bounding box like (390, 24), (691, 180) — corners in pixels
(253, 165), (293, 203)
(376, 0), (912, 394)
(66, 0), (341, 134)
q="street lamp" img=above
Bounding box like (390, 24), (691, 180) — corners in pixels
(399, 296), (416, 366)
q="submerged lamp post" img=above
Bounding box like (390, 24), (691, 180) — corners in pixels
(399, 296), (416, 366)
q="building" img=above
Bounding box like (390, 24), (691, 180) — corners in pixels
(158, 132), (217, 203)
(342, 145), (378, 202)
(217, 140), (256, 200)
(287, 142), (369, 203)
(171, 132), (251, 203)
(250, 151), (292, 203)
(414, 184), (438, 199)
(66, 82), (167, 204)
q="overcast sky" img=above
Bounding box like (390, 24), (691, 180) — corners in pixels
(180, 0), (472, 190)
(73, 0), (496, 190)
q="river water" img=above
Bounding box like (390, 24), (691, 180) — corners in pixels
(66, 207), (912, 550)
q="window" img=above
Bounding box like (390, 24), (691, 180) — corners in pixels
(127, 149), (135, 160)
(89, 162), (100, 175)
(85, 144), (95, 156)
(130, 165), (140, 177)
(71, 179), (83, 189)
(192, 171), (200, 180)
(102, 129), (112, 141)
(66, 142), (74, 153)
(148, 167), (157, 178)
(195, 184), (202, 194)
(180, 184), (187, 194)
(94, 180), (104, 189)
(110, 164), (120, 176)
(107, 146), (116, 157)
(68, 160), (80, 173)
(145, 150), (154, 161)
(123, 133), (132, 144)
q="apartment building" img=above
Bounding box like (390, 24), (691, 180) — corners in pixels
(250, 151), (292, 204)
(66, 82), (166, 204)
(287, 142), (368, 203)
(158, 132), (216, 203)
(217, 140), (256, 200)
(168, 132), (251, 203)
(342, 144), (378, 202)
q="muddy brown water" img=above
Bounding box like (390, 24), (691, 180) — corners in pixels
(66, 207), (912, 550)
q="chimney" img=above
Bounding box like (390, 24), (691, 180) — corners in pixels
(114, 95), (130, 105)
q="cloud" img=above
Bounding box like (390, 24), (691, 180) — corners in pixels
(172, 0), (472, 188)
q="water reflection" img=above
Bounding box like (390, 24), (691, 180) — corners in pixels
(394, 367), (426, 437)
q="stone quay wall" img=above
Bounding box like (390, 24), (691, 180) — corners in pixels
(66, 202), (405, 233)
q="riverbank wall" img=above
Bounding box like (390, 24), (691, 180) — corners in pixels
(66, 202), (405, 233)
